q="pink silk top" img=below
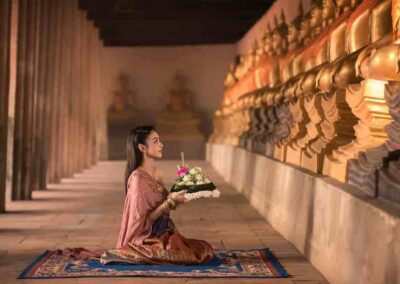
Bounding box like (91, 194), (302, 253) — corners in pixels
(116, 168), (167, 248)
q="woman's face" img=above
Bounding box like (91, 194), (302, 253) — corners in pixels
(143, 131), (163, 159)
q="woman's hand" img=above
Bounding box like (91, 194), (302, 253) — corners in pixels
(169, 190), (187, 204)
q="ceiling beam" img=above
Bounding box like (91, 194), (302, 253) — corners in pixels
(79, 0), (273, 46)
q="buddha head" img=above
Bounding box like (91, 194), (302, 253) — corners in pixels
(322, 0), (336, 27)
(288, 1), (304, 48)
(336, 0), (359, 15)
(309, 0), (323, 36)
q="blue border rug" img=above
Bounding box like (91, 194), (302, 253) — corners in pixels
(19, 248), (288, 279)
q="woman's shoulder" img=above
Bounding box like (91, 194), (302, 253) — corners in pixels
(127, 168), (155, 188)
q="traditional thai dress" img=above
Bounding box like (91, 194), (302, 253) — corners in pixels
(100, 167), (213, 265)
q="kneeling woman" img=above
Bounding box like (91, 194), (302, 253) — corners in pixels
(101, 126), (213, 265)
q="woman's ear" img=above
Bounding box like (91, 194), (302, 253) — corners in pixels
(138, 143), (146, 153)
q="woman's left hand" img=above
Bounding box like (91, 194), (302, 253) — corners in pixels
(169, 190), (187, 204)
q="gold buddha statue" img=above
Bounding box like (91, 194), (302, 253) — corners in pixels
(322, 0), (337, 28)
(234, 54), (245, 80)
(288, 1), (304, 50)
(336, 0), (359, 16)
(263, 23), (274, 56)
(250, 40), (260, 66)
(255, 39), (264, 64)
(393, 0), (400, 39)
(272, 11), (289, 56)
(309, 0), (323, 38)
(224, 56), (240, 87)
(224, 62), (238, 87)
(299, 12), (312, 44)
(156, 71), (204, 149)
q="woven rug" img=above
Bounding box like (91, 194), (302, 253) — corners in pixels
(19, 248), (288, 279)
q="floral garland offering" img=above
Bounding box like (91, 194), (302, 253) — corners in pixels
(171, 153), (221, 201)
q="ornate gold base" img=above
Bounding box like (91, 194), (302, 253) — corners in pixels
(301, 152), (323, 174)
(285, 146), (301, 166)
(322, 155), (349, 183)
(273, 144), (286, 161)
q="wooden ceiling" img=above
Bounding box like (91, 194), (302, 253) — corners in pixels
(79, 0), (273, 46)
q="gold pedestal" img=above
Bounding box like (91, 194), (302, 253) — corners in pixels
(285, 145), (301, 166)
(323, 155), (348, 182)
(156, 110), (205, 159)
(274, 144), (286, 161)
(301, 151), (323, 174)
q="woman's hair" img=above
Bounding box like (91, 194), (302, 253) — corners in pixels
(125, 125), (155, 193)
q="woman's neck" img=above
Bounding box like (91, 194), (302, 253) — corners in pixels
(140, 157), (156, 175)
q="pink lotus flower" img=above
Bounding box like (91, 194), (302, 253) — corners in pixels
(176, 167), (188, 176)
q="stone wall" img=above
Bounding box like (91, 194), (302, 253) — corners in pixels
(100, 45), (235, 132)
(207, 143), (400, 284)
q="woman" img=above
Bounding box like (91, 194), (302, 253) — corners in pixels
(100, 125), (213, 265)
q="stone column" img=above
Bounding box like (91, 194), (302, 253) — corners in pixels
(0, 0), (12, 211)
(57, 0), (69, 179)
(62, 0), (74, 178)
(12, 0), (28, 200)
(69, 0), (81, 175)
(30, 0), (43, 192)
(20, 0), (39, 199)
(34, 0), (50, 190)
(40, 0), (58, 189)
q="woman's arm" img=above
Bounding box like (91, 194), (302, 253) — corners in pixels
(148, 191), (187, 223)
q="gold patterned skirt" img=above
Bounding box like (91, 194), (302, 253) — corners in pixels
(100, 231), (213, 265)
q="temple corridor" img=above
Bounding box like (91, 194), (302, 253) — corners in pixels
(2, 0), (400, 282)
(0, 161), (327, 283)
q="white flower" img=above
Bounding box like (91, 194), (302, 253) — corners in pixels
(196, 181), (205, 185)
(194, 167), (202, 172)
(183, 175), (191, 182)
(186, 181), (194, 185)
(189, 168), (198, 175)
(211, 189), (221, 198)
(195, 174), (203, 181)
(204, 178), (211, 184)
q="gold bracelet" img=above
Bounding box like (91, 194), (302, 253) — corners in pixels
(162, 200), (170, 213)
(166, 197), (178, 210)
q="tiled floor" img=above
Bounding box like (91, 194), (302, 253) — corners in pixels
(0, 160), (328, 283)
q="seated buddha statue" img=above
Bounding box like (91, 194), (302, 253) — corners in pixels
(322, 0), (337, 28)
(224, 56), (240, 87)
(262, 23), (274, 56)
(272, 11), (289, 56)
(309, 0), (323, 38)
(288, 1), (304, 51)
(299, 11), (312, 45)
(156, 71), (203, 143)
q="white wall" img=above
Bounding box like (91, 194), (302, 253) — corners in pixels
(100, 44), (236, 136)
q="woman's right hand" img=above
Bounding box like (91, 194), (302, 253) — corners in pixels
(169, 190), (187, 204)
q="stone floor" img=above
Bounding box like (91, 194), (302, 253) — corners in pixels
(0, 160), (328, 283)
